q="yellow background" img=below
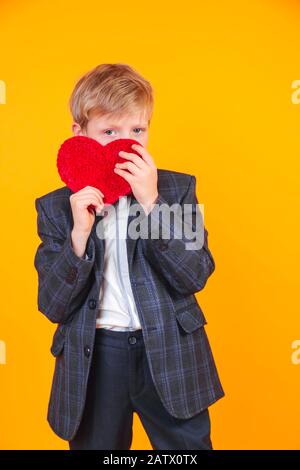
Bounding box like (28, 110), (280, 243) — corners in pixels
(1, 0), (300, 450)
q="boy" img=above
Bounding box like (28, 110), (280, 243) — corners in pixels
(34, 63), (225, 450)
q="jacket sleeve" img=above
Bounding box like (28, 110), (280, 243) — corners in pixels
(139, 175), (215, 295)
(33, 197), (96, 324)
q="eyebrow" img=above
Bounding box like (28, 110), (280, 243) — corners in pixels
(101, 123), (147, 128)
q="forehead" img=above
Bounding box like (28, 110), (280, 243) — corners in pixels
(90, 109), (149, 127)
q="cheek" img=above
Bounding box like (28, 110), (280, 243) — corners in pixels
(142, 138), (148, 148)
(93, 137), (106, 145)
(139, 134), (148, 147)
(86, 130), (106, 145)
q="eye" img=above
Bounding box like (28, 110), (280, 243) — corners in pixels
(104, 129), (115, 136)
(133, 128), (145, 134)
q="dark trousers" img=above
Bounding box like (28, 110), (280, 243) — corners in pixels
(68, 328), (213, 450)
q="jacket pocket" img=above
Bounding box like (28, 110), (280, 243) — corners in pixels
(175, 302), (207, 333)
(50, 325), (66, 357)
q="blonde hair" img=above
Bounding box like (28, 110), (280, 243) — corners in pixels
(69, 63), (154, 130)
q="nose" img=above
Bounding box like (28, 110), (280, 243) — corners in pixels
(120, 134), (132, 140)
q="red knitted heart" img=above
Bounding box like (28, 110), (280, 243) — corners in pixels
(57, 136), (143, 208)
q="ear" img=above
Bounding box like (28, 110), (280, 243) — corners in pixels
(72, 122), (85, 136)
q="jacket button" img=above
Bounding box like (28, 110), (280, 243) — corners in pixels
(84, 345), (91, 357)
(128, 336), (137, 345)
(88, 298), (97, 309)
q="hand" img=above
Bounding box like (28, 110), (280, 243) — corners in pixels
(114, 144), (158, 215)
(70, 186), (104, 257)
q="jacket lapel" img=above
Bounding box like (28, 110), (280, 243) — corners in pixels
(126, 193), (140, 271)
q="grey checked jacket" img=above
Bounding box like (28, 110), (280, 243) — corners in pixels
(34, 168), (225, 441)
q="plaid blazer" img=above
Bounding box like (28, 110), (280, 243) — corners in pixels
(34, 168), (225, 441)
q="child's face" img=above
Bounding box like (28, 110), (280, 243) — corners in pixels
(72, 109), (149, 148)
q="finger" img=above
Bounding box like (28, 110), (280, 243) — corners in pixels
(73, 195), (104, 208)
(113, 167), (133, 184)
(85, 185), (105, 197)
(118, 150), (146, 170)
(130, 144), (155, 168)
(78, 186), (104, 197)
(72, 190), (104, 204)
(115, 161), (142, 176)
(73, 195), (104, 212)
